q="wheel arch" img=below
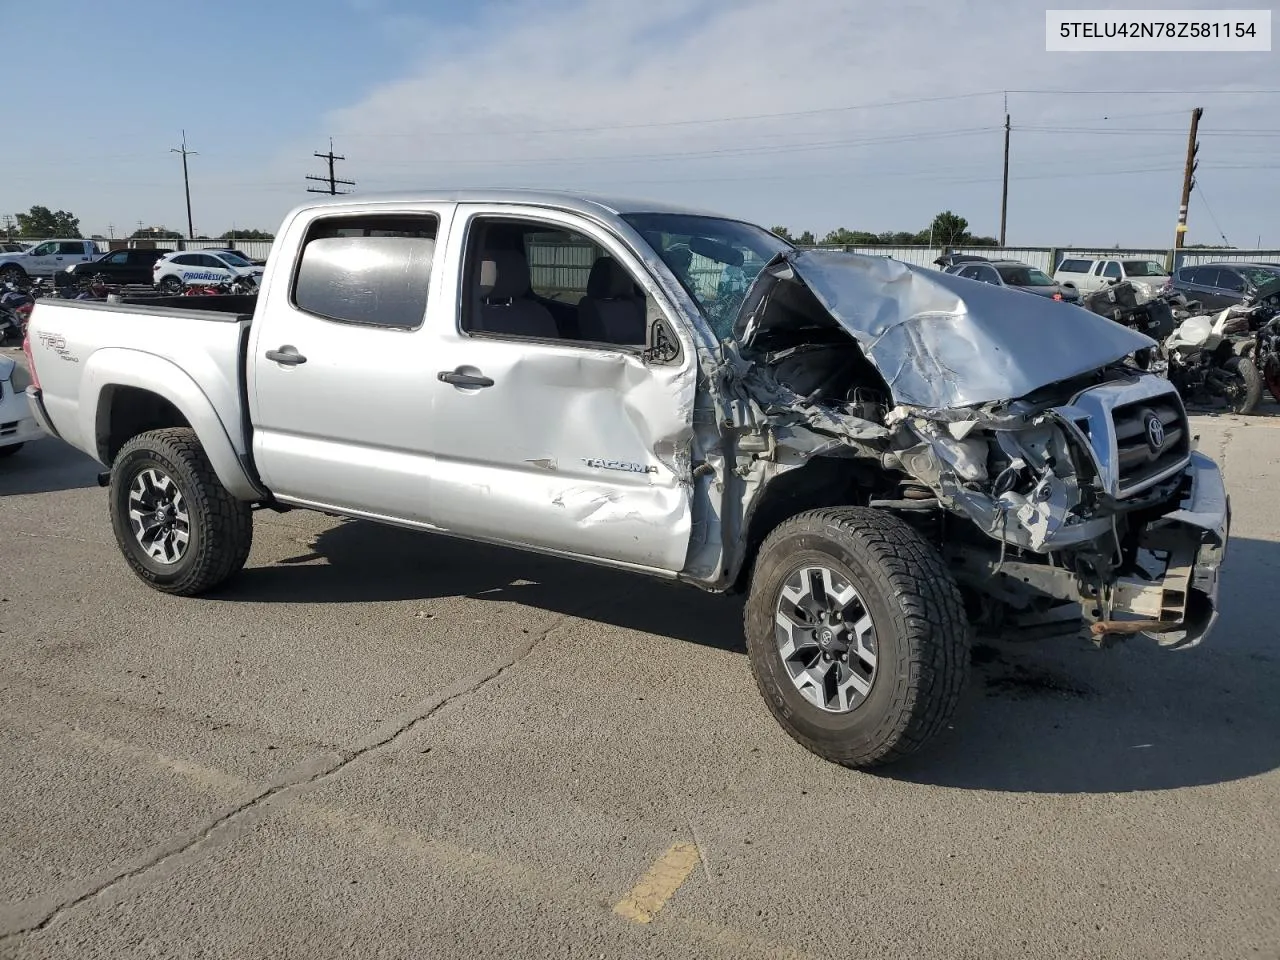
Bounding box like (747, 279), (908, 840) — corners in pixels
(728, 456), (882, 594)
(84, 350), (261, 500)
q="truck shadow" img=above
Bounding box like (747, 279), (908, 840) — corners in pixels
(886, 534), (1280, 793)
(0, 439), (100, 497)
(217, 517), (748, 653)
(219, 520), (1280, 793)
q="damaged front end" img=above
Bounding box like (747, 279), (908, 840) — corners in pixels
(717, 250), (1229, 648)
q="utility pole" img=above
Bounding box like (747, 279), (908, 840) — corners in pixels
(108, 223), (115, 240)
(306, 139), (355, 195)
(1175, 107), (1202, 251)
(170, 130), (197, 240)
(1, 215), (13, 240)
(999, 111), (1011, 246)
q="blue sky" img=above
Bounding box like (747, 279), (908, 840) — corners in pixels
(5, 0), (1279, 246)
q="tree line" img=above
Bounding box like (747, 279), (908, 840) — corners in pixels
(4, 205), (274, 242)
(771, 210), (999, 248)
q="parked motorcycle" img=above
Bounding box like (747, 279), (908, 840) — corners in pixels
(0, 283), (35, 344)
(1157, 306), (1262, 414)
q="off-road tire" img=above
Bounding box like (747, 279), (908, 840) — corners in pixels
(1225, 355), (1262, 415)
(0, 443), (22, 458)
(745, 507), (970, 768)
(109, 428), (253, 595)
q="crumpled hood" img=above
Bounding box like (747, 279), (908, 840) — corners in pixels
(739, 250), (1155, 409)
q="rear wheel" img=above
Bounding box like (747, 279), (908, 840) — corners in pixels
(108, 428), (253, 595)
(1264, 357), (1280, 404)
(158, 275), (183, 295)
(744, 507), (971, 768)
(1223, 356), (1262, 415)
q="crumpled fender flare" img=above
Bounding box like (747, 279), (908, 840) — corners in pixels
(81, 348), (261, 500)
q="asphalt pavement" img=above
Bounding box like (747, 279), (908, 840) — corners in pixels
(2, 345), (1277, 959)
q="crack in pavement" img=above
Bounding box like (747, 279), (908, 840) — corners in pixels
(0, 614), (568, 942)
(1217, 425), (1234, 483)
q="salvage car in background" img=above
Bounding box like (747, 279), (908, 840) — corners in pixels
(1170, 261), (1280, 311)
(58, 248), (174, 289)
(152, 250), (264, 294)
(23, 191), (1229, 769)
(0, 354), (41, 457)
(945, 259), (1080, 301)
(1053, 257), (1172, 301)
(0, 240), (100, 285)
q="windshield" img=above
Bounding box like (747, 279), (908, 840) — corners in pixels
(216, 252), (251, 267)
(1239, 266), (1280, 287)
(1121, 260), (1169, 277)
(623, 213), (790, 339)
(996, 265), (1055, 286)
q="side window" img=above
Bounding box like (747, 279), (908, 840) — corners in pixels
(1217, 269), (1246, 293)
(58, 241), (85, 255)
(462, 217), (648, 347)
(170, 254), (195, 266)
(30, 242), (56, 256)
(292, 213), (438, 329)
(1059, 258), (1088, 273)
(198, 254), (226, 269)
(957, 266), (979, 280)
(1102, 261), (1122, 279)
(104, 251), (129, 264)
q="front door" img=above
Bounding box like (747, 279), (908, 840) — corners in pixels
(248, 206), (453, 522)
(423, 204), (696, 572)
(22, 242), (60, 277)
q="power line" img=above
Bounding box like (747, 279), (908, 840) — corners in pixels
(1195, 183), (1231, 246)
(306, 139), (355, 195)
(340, 91), (1005, 139)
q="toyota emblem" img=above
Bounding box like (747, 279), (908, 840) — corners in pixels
(1145, 412), (1166, 452)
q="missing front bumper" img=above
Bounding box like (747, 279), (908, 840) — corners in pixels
(951, 451), (1229, 648)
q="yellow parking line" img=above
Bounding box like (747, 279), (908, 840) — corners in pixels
(612, 842), (701, 924)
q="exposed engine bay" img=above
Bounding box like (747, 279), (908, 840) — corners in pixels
(710, 250), (1228, 648)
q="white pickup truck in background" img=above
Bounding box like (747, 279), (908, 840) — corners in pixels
(0, 239), (100, 284)
(21, 190), (1230, 768)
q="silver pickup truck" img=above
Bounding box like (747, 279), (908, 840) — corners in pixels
(22, 190), (1230, 768)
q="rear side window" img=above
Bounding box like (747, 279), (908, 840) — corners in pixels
(293, 214), (439, 329)
(57, 241), (84, 254)
(1058, 258), (1091, 273)
(170, 254), (198, 266)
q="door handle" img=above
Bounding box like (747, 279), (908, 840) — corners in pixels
(438, 370), (494, 388)
(265, 346), (307, 365)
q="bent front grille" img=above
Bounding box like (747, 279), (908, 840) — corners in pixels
(1111, 396), (1190, 496)
(1057, 376), (1192, 500)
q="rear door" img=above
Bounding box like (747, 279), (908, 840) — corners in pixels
(422, 203), (695, 572)
(248, 205), (451, 522)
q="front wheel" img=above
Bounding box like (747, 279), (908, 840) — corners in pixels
(745, 507), (971, 768)
(108, 428), (253, 595)
(1223, 356), (1262, 415)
